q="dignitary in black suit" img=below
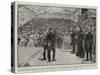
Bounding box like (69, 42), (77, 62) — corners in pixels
(84, 31), (93, 61)
(46, 28), (56, 62)
(70, 30), (76, 53)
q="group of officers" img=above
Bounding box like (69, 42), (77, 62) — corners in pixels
(71, 29), (94, 61)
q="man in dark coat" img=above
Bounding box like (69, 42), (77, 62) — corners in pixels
(84, 31), (93, 61)
(70, 31), (76, 53)
(76, 30), (84, 58)
(42, 31), (48, 60)
(46, 28), (56, 62)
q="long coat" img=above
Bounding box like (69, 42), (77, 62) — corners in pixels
(76, 31), (84, 58)
(84, 32), (93, 52)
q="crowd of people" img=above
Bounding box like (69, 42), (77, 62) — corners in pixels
(18, 18), (70, 48)
(17, 17), (96, 62)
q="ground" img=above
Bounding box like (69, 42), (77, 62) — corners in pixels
(18, 46), (94, 67)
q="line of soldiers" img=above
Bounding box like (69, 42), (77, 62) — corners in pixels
(71, 30), (94, 61)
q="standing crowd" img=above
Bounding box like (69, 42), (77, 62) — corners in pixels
(17, 20), (96, 63)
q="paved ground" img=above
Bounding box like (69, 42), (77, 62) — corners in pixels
(28, 49), (82, 66)
(17, 46), (94, 67)
(17, 47), (42, 66)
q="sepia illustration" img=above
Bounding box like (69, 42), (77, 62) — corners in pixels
(17, 4), (96, 67)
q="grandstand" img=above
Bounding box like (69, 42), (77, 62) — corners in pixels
(17, 5), (96, 49)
